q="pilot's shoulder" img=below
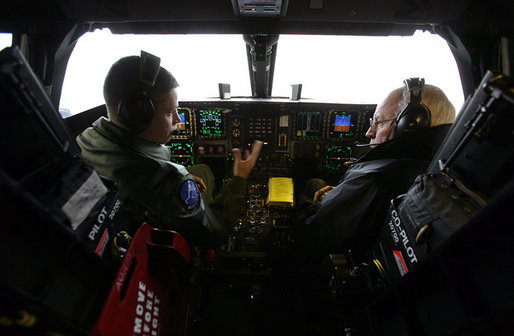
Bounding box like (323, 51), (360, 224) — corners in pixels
(166, 161), (190, 177)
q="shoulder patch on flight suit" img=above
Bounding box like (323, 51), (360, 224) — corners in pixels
(180, 179), (199, 210)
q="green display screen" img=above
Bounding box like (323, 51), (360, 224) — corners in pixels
(197, 109), (224, 137)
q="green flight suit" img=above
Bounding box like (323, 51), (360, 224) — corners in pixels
(77, 117), (246, 247)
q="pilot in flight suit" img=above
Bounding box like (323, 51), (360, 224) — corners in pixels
(78, 117), (254, 247)
(77, 54), (262, 248)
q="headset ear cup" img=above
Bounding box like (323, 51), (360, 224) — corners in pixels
(395, 103), (431, 137)
(115, 51), (161, 134)
(117, 94), (155, 134)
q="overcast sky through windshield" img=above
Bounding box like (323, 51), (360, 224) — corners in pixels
(1, 30), (464, 118)
(0, 33), (12, 50)
(274, 31), (464, 109)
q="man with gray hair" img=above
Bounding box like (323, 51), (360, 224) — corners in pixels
(365, 83), (455, 145)
(296, 79), (455, 260)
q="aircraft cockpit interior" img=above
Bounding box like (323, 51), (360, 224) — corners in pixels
(0, 0), (513, 335)
(163, 99), (373, 259)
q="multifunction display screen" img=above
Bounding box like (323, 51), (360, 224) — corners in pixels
(295, 111), (322, 139)
(167, 142), (194, 167)
(328, 111), (355, 138)
(174, 108), (191, 136)
(325, 145), (353, 170)
(197, 109), (224, 137)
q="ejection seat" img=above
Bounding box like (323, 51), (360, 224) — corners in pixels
(0, 46), (197, 335)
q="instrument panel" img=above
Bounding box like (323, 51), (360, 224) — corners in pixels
(166, 99), (375, 273)
(168, 100), (375, 172)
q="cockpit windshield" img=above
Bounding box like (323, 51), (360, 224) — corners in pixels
(59, 28), (464, 117)
(273, 31), (464, 106)
(59, 29), (249, 117)
(0, 33), (12, 51)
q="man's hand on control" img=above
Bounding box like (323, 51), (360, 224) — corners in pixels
(232, 140), (264, 179)
(191, 174), (207, 192)
(313, 185), (335, 203)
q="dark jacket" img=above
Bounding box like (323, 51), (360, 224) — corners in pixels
(77, 117), (247, 248)
(297, 124), (451, 259)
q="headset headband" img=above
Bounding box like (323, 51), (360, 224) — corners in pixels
(394, 77), (431, 136)
(405, 78), (424, 103)
(138, 51), (161, 88)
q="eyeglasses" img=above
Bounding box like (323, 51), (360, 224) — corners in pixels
(369, 117), (396, 130)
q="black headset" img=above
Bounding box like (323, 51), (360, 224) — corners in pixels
(393, 77), (432, 137)
(117, 51), (161, 134)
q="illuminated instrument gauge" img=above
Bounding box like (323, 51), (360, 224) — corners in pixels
(173, 108), (191, 136)
(232, 118), (241, 127)
(232, 128), (241, 137)
(167, 142), (194, 167)
(328, 111), (356, 138)
(325, 145), (352, 170)
(295, 111), (322, 139)
(197, 109), (225, 137)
